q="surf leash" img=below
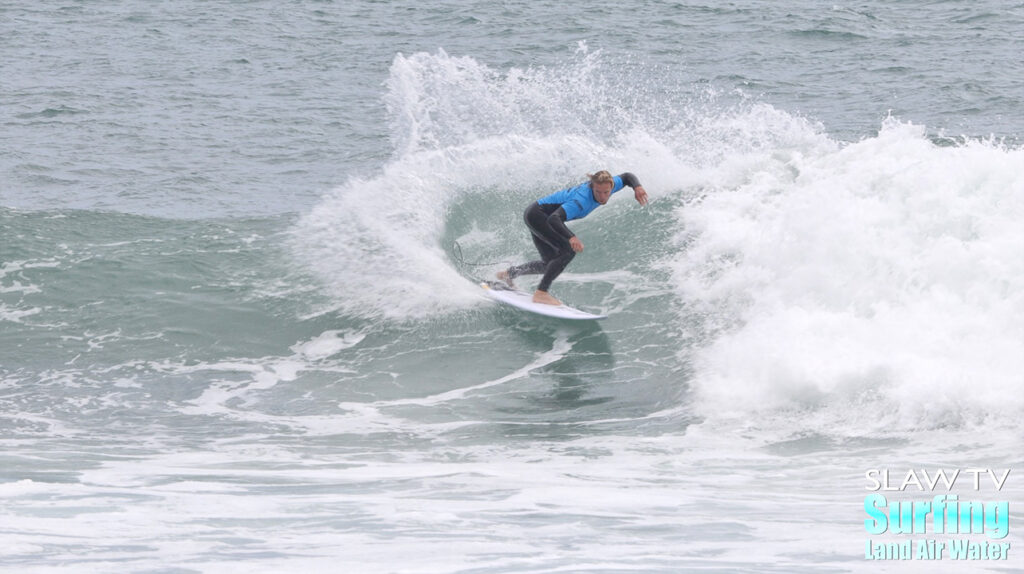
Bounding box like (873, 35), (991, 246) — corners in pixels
(451, 240), (513, 270)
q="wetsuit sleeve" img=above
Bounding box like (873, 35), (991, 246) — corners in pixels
(619, 172), (641, 188)
(547, 207), (575, 239)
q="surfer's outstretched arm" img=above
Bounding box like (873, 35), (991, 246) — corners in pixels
(618, 172), (648, 205)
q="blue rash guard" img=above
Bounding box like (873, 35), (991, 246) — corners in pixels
(536, 175), (629, 221)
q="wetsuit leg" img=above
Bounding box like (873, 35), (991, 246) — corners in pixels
(506, 257), (546, 279)
(507, 232), (552, 279)
(507, 203), (575, 291)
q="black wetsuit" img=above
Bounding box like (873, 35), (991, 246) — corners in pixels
(506, 172), (641, 292)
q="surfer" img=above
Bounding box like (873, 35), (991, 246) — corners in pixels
(497, 170), (648, 305)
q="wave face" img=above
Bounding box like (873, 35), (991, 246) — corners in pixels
(291, 48), (813, 319)
(294, 49), (1023, 433)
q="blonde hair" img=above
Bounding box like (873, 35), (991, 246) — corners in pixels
(588, 170), (614, 185)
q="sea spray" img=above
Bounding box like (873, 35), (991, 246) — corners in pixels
(291, 49), (808, 321)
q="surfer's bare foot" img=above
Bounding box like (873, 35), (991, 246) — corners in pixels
(497, 270), (515, 288)
(532, 290), (561, 306)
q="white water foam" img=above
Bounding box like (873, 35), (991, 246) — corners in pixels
(0, 259), (58, 322)
(674, 118), (1024, 432)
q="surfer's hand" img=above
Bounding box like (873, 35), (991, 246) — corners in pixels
(634, 185), (649, 206)
(569, 236), (584, 253)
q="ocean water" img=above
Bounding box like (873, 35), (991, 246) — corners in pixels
(2, 1), (1023, 572)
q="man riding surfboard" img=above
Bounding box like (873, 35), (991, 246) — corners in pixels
(497, 170), (648, 305)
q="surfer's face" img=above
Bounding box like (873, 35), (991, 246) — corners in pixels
(592, 181), (613, 204)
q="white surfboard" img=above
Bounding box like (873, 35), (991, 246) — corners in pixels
(480, 281), (607, 320)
